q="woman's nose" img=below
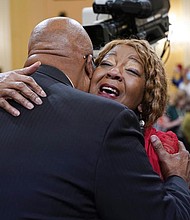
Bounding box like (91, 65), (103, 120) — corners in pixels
(106, 67), (122, 81)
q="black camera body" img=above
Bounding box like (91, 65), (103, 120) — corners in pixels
(83, 0), (170, 49)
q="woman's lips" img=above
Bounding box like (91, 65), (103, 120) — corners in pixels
(98, 84), (119, 99)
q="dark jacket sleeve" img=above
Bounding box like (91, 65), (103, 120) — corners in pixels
(95, 108), (190, 220)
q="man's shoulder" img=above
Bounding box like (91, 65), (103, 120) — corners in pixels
(73, 89), (139, 124)
(73, 88), (127, 110)
(35, 64), (73, 87)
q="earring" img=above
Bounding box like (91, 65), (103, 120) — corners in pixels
(139, 113), (145, 134)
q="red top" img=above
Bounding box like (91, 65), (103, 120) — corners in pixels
(144, 127), (179, 178)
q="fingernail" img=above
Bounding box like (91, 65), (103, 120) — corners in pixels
(40, 90), (46, 97)
(150, 135), (157, 143)
(36, 61), (41, 66)
(35, 97), (42, 105)
(13, 110), (20, 117)
(27, 102), (34, 109)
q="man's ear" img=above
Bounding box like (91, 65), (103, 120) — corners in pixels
(85, 55), (95, 79)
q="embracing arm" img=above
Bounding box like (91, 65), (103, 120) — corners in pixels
(0, 62), (46, 116)
(151, 135), (190, 184)
(95, 108), (190, 220)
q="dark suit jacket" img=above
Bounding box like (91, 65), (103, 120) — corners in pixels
(0, 65), (189, 220)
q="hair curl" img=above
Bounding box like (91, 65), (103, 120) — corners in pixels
(95, 39), (167, 127)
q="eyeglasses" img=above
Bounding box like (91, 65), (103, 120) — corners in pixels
(83, 54), (96, 69)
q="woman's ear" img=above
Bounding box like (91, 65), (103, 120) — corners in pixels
(85, 55), (95, 79)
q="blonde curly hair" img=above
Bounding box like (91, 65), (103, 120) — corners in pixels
(95, 39), (168, 128)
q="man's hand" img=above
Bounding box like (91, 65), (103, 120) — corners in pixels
(151, 135), (190, 184)
(0, 61), (46, 116)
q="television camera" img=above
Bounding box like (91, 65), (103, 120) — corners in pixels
(83, 0), (170, 50)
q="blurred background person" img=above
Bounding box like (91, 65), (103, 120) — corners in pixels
(179, 65), (190, 96)
(181, 95), (190, 151)
(162, 90), (187, 141)
(171, 63), (184, 88)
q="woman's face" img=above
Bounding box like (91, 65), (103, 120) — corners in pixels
(89, 44), (146, 110)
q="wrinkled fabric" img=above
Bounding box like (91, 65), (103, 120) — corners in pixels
(145, 126), (179, 178)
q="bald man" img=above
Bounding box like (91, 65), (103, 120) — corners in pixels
(0, 17), (190, 220)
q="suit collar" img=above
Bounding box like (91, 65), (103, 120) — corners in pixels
(36, 64), (73, 87)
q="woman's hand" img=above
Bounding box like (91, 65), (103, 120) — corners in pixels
(0, 61), (46, 116)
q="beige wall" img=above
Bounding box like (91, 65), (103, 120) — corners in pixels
(10, 0), (93, 69)
(0, 0), (11, 71)
(164, 0), (184, 95)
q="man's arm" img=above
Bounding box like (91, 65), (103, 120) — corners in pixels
(151, 135), (190, 219)
(0, 62), (46, 116)
(151, 135), (190, 184)
(95, 108), (190, 220)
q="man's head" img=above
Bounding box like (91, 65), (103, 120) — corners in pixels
(24, 17), (94, 92)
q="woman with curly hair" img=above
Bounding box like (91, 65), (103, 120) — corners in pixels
(89, 39), (178, 178)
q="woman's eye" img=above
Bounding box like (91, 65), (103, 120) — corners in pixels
(126, 69), (140, 76)
(100, 61), (112, 67)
